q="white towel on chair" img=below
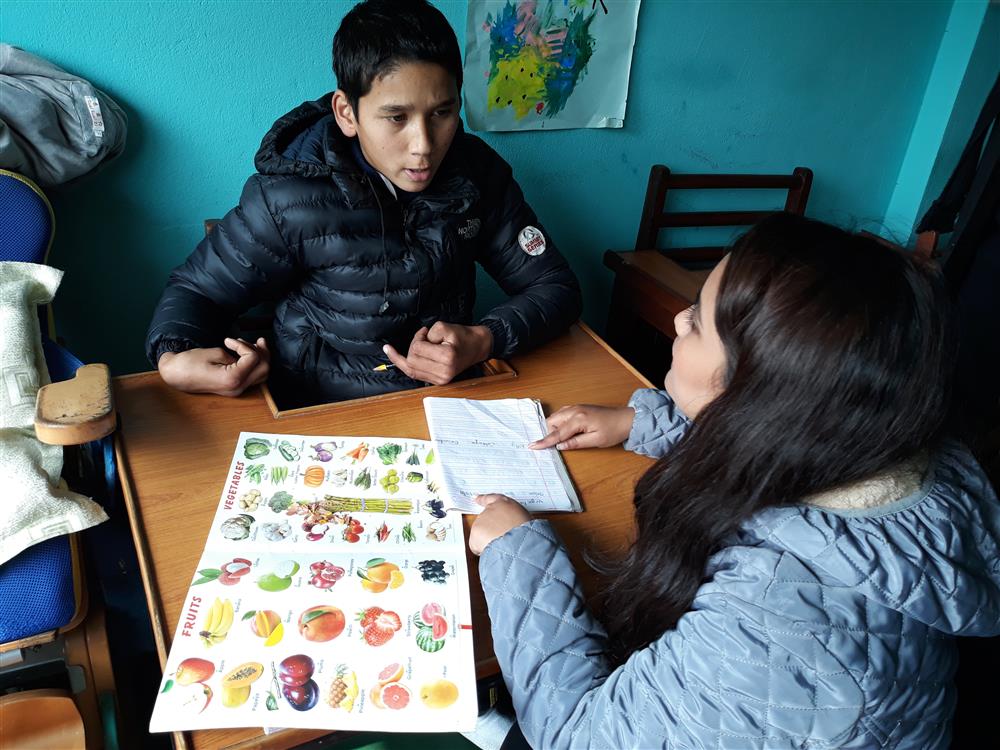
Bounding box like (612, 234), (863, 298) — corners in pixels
(0, 262), (107, 566)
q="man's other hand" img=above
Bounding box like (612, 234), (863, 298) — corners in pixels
(382, 322), (492, 385)
(157, 337), (270, 397)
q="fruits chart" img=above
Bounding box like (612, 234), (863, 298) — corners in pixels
(149, 432), (477, 733)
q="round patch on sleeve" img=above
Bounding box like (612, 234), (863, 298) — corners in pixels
(517, 226), (546, 256)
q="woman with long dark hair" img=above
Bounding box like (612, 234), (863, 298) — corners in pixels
(469, 213), (1000, 749)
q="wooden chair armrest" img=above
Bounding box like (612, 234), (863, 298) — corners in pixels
(604, 249), (706, 303)
(0, 689), (85, 749)
(34, 364), (116, 446)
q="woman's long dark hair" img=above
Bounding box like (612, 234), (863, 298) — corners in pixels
(602, 213), (956, 665)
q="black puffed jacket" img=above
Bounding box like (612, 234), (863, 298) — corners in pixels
(145, 95), (581, 405)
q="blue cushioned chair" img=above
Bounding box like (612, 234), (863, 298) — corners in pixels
(0, 169), (119, 748)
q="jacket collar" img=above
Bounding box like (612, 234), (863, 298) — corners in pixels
(803, 453), (928, 511)
(328, 120), (479, 214)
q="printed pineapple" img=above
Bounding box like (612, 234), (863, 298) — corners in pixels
(327, 664), (358, 711)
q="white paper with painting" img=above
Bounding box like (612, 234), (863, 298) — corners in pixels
(464, 0), (641, 131)
(148, 433), (477, 733)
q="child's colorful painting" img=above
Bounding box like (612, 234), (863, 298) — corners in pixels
(464, 0), (641, 131)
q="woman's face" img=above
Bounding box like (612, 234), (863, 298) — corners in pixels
(664, 257), (729, 418)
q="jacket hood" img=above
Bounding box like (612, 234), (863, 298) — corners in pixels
(729, 442), (1000, 638)
(253, 93), (346, 179)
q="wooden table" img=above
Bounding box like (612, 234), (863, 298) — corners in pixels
(113, 323), (654, 750)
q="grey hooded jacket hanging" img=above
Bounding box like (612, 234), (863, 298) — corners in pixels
(0, 44), (127, 186)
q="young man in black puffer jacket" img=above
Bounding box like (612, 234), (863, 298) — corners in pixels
(146, 0), (581, 407)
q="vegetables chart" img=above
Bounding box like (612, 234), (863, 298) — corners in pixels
(149, 433), (476, 734)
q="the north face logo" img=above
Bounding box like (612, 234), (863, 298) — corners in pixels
(457, 218), (481, 239)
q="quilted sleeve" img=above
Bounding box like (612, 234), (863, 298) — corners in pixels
(145, 175), (297, 364)
(480, 520), (867, 749)
(473, 148), (582, 359)
(622, 388), (690, 459)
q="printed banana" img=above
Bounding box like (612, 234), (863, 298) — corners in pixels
(216, 599), (234, 635)
(200, 598), (234, 647)
(203, 598), (222, 633)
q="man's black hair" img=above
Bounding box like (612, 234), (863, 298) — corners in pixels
(333, 0), (463, 112)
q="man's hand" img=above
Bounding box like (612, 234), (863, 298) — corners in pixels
(468, 494), (532, 556)
(157, 337), (270, 397)
(530, 404), (635, 451)
(383, 322), (492, 386)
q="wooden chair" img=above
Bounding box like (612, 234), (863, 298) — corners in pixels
(603, 165), (813, 382)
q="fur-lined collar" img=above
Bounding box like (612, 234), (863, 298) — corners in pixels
(804, 454), (929, 510)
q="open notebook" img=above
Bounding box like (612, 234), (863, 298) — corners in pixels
(423, 397), (581, 514)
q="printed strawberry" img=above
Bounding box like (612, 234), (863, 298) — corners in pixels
(361, 610), (402, 647)
(375, 610), (401, 631)
(357, 606), (384, 629)
(362, 625), (394, 647)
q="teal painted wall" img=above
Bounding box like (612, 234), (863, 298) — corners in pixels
(4, 0), (954, 374)
(904, 0), (1000, 243)
(883, 0), (992, 242)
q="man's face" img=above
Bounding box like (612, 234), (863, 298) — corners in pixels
(333, 61), (460, 193)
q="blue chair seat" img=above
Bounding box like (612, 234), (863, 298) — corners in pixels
(0, 535), (79, 643)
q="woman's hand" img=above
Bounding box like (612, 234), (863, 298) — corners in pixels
(468, 494), (532, 556)
(529, 404), (635, 450)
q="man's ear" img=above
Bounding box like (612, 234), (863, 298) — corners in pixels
(332, 90), (358, 137)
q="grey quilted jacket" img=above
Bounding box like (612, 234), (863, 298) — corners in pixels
(480, 388), (1000, 749)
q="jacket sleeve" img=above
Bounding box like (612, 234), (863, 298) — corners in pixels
(473, 153), (582, 359)
(145, 175), (296, 364)
(623, 388), (690, 458)
(480, 520), (867, 749)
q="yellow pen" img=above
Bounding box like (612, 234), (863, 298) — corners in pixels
(372, 363), (397, 372)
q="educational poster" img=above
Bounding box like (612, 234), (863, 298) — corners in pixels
(149, 433), (477, 733)
(464, 0), (641, 131)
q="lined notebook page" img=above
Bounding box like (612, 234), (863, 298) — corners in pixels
(423, 397), (581, 514)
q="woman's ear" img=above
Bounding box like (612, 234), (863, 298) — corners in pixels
(332, 90), (358, 137)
